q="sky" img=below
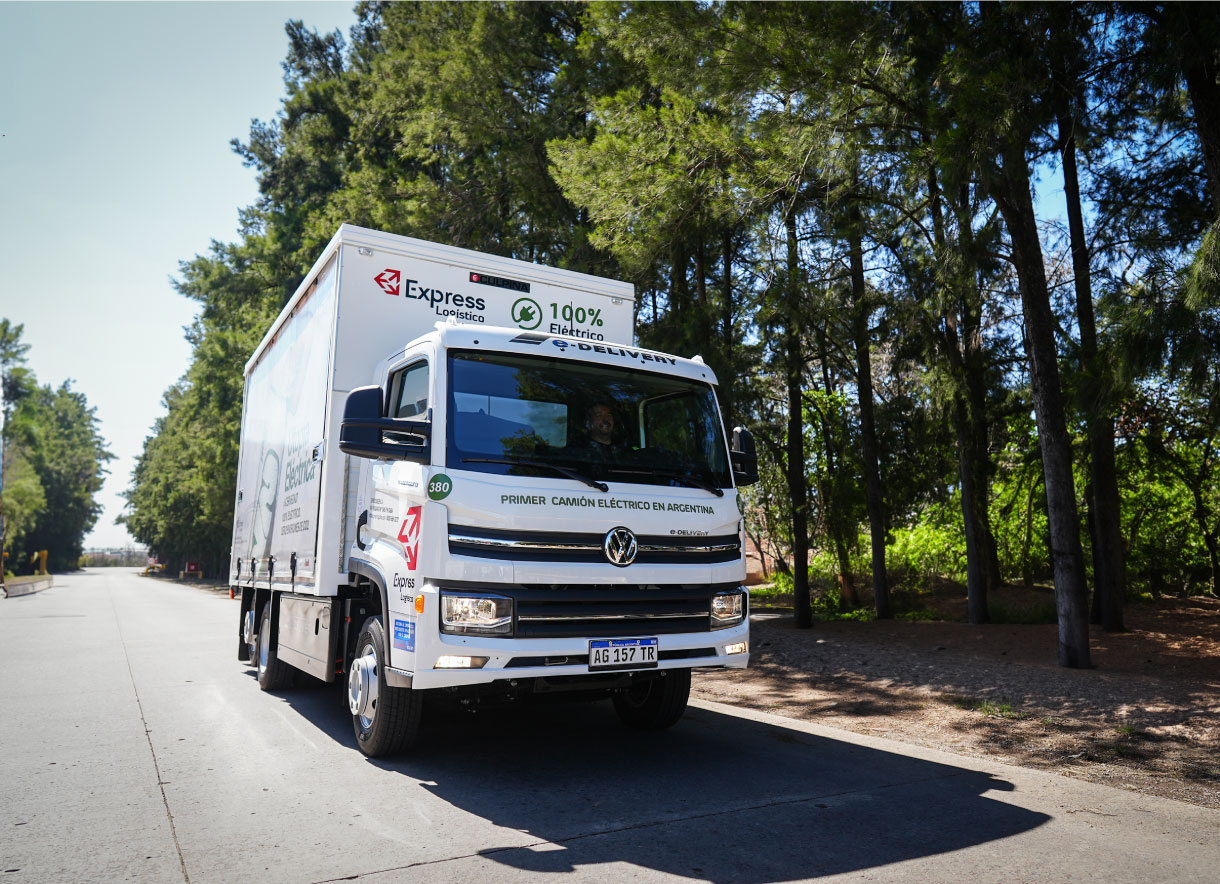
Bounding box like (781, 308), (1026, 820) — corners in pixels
(0, 1), (355, 549)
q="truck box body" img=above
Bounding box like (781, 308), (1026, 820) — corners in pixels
(231, 225), (634, 593)
(232, 225), (751, 751)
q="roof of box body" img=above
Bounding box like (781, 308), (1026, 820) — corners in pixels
(432, 322), (720, 386)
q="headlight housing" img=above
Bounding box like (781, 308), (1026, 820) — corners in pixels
(710, 590), (745, 629)
(441, 594), (513, 635)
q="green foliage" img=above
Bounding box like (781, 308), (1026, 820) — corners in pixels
(1, 321), (111, 572)
(1184, 218), (1220, 313)
(121, 244), (281, 574)
(1, 445), (46, 549)
(886, 508), (968, 586)
(988, 411), (1052, 582)
(767, 571), (875, 622)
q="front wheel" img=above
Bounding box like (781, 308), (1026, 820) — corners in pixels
(348, 617), (422, 757)
(612, 668), (691, 730)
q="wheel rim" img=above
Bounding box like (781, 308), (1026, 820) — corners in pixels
(348, 640), (380, 730)
(258, 613), (270, 675)
(242, 610), (257, 658)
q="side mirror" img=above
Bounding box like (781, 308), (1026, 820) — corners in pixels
(729, 426), (759, 487)
(339, 385), (431, 463)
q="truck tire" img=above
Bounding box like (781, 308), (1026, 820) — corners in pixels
(348, 617), (422, 757)
(257, 604), (295, 692)
(241, 608), (257, 664)
(612, 668), (691, 730)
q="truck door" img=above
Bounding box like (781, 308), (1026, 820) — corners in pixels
(362, 355), (433, 667)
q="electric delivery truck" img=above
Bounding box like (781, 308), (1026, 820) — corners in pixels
(231, 224), (758, 756)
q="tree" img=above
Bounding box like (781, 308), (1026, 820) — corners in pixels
(1, 322), (111, 573)
(938, 5), (1092, 666)
(15, 383), (112, 572)
(1, 318), (34, 569)
(1050, 9), (1126, 631)
(1, 446), (46, 560)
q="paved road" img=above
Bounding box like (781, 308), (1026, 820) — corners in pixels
(2, 569), (1217, 883)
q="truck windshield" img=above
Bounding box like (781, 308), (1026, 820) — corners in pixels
(447, 351), (732, 491)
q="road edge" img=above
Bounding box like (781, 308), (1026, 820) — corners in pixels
(2, 576), (54, 598)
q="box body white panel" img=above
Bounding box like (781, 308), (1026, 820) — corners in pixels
(230, 226), (636, 594)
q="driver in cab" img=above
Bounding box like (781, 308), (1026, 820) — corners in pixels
(584, 403), (625, 460)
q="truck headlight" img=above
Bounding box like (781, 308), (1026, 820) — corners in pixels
(441, 594), (513, 635)
(711, 590), (745, 628)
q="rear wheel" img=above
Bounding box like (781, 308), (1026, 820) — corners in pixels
(348, 617), (422, 757)
(612, 668), (691, 730)
(241, 608), (257, 664)
(257, 604), (295, 691)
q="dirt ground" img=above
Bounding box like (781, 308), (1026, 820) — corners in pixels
(695, 587), (1220, 809)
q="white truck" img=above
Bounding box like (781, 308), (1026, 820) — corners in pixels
(231, 224), (758, 756)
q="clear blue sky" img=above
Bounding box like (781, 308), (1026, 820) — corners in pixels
(0, 1), (355, 549)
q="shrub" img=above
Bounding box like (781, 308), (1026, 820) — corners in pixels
(886, 512), (967, 586)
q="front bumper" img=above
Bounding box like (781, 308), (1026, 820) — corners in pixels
(409, 617), (750, 690)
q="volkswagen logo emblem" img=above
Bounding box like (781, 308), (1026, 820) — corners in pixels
(603, 527), (638, 567)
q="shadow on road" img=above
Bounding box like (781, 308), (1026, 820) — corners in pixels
(274, 676), (1049, 882)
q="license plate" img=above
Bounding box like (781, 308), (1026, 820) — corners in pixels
(589, 637), (658, 671)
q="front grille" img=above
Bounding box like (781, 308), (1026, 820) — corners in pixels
(449, 525), (740, 565)
(515, 584), (724, 637)
(438, 581), (743, 639)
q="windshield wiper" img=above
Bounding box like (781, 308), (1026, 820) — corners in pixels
(606, 466), (725, 497)
(461, 456), (609, 492)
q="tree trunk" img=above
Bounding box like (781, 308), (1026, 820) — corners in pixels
(953, 186), (1003, 598)
(927, 160), (994, 619)
(695, 232), (711, 360)
(1190, 481), (1220, 597)
(721, 228), (734, 429)
(670, 242), (689, 315)
(816, 325), (860, 611)
(1168, 5), (1220, 214)
(746, 523), (769, 580)
(834, 536), (856, 611)
(785, 210), (812, 628)
(1022, 475), (1039, 588)
(847, 208), (890, 618)
(992, 145), (1092, 668)
(1058, 109), (1126, 632)
(956, 392), (990, 623)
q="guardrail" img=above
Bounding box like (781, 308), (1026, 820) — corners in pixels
(2, 576), (54, 599)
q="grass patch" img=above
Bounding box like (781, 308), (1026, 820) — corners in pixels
(945, 694), (1028, 719)
(895, 608), (944, 622)
(988, 598), (1058, 624)
(748, 583), (786, 600)
(821, 607), (875, 622)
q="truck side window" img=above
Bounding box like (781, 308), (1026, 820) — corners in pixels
(390, 362), (429, 419)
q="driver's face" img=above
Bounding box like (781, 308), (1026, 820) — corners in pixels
(587, 405), (614, 444)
